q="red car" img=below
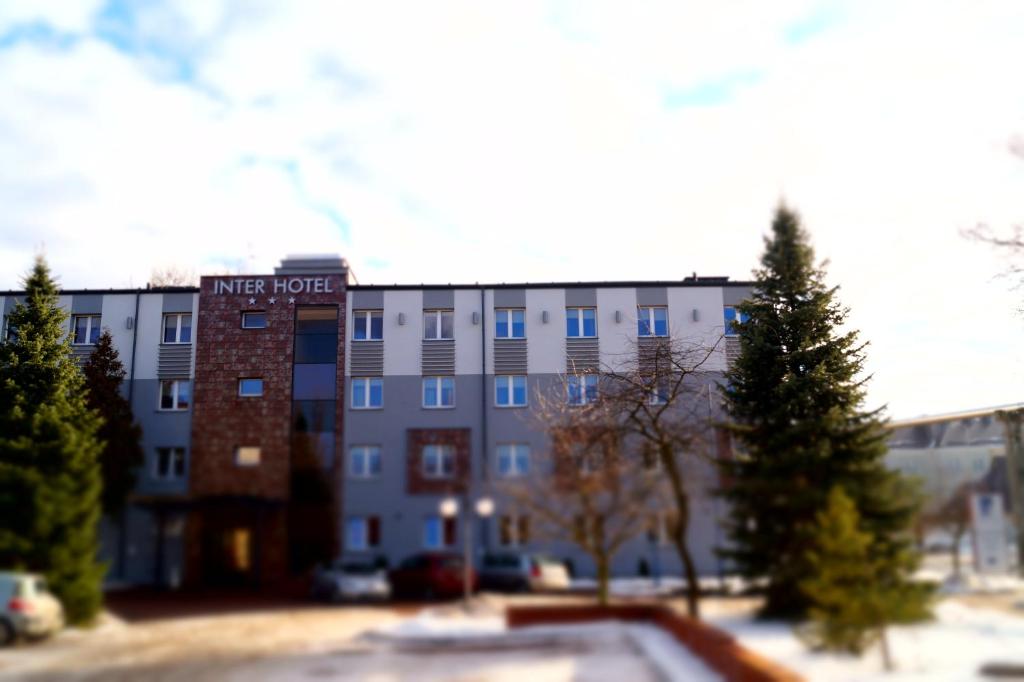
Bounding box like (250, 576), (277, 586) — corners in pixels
(388, 552), (478, 599)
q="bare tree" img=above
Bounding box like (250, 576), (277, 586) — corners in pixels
(919, 481), (975, 580)
(499, 378), (662, 605)
(599, 336), (722, 619)
(149, 265), (199, 287)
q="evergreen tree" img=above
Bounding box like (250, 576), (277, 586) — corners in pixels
(720, 204), (920, 618)
(82, 330), (143, 516)
(799, 487), (931, 671)
(0, 257), (105, 624)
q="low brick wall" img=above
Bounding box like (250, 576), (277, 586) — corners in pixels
(506, 604), (804, 682)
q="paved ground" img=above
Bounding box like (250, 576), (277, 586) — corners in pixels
(0, 592), (671, 681)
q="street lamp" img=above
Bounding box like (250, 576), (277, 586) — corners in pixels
(439, 494), (495, 606)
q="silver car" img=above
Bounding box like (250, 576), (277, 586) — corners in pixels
(479, 552), (571, 592)
(311, 561), (391, 602)
(0, 572), (65, 645)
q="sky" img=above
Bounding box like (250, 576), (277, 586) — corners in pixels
(1, 0), (1023, 420)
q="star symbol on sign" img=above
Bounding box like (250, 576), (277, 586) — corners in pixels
(268, 297), (277, 305)
(288, 296), (296, 305)
(248, 297), (256, 305)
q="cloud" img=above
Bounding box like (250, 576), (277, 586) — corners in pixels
(0, 1), (1022, 417)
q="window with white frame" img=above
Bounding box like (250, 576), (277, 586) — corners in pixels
(495, 375), (527, 407)
(424, 515), (456, 549)
(349, 445), (381, 478)
(353, 310), (383, 341)
(351, 377), (383, 408)
(637, 306), (667, 337)
(158, 380), (191, 410)
(567, 374), (599, 405)
(423, 309), (454, 340)
(499, 514), (530, 547)
(154, 447), (186, 480)
(649, 379), (670, 405)
(346, 516), (380, 551)
(422, 376), (455, 408)
(422, 444), (455, 478)
(235, 446), (261, 467)
(238, 378), (263, 397)
(497, 444), (530, 477)
(494, 308), (525, 338)
(241, 311), (267, 329)
(162, 313), (192, 344)
(72, 315), (101, 345)
(723, 306), (748, 336)
(1, 316), (13, 342)
(566, 307), (596, 338)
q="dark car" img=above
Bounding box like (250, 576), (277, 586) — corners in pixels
(479, 552), (572, 593)
(388, 552), (478, 599)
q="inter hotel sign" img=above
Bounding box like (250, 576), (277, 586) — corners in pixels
(212, 277), (336, 295)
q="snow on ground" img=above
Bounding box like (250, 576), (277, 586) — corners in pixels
(569, 575), (749, 597)
(709, 599), (1024, 682)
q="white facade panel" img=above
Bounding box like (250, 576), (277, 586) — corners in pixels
(525, 288), (565, 376)
(101, 294), (139, 377)
(596, 287), (637, 373)
(189, 293), (199, 379)
(57, 295), (72, 341)
(454, 289), (483, 375)
(383, 290), (422, 376)
(483, 289), (495, 375)
(666, 286), (728, 371)
(133, 294), (164, 381)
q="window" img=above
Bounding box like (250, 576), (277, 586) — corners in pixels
(235, 446), (261, 467)
(495, 308), (525, 338)
(353, 310), (383, 341)
(422, 444), (455, 478)
(349, 445), (382, 478)
(497, 444), (530, 477)
(72, 315), (101, 345)
(649, 380), (669, 405)
(1, 316), (14, 342)
(566, 307), (596, 338)
(351, 377), (383, 408)
(423, 309), (454, 340)
(159, 380), (191, 410)
(567, 374), (599, 405)
(154, 447), (186, 480)
(424, 516), (457, 549)
(637, 307), (667, 337)
(724, 306), (748, 336)
(499, 515), (530, 547)
(495, 375), (527, 407)
(162, 313), (192, 344)
(241, 312), (267, 329)
(346, 517), (381, 551)
(238, 378), (263, 397)
(422, 376), (455, 408)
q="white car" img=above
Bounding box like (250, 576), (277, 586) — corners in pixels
(311, 561), (391, 602)
(0, 572), (65, 645)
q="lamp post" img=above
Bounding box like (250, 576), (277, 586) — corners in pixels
(440, 494), (494, 606)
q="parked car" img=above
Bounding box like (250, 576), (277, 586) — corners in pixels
(311, 561), (390, 602)
(0, 572), (64, 645)
(479, 552), (571, 592)
(388, 552), (477, 599)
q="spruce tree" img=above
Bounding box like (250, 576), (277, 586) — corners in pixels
(799, 487), (931, 671)
(83, 331), (143, 516)
(0, 257), (105, 624)
(720, 204), (920, 618)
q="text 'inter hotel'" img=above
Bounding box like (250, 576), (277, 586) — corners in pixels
(0, 256), (751, 589)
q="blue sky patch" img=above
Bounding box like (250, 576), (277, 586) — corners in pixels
(663, 70), (764, 108)
(784, 3), (843, 45)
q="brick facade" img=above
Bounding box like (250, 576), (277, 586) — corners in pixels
(405, 428), (471, 495)
(187, 273), (347, 587)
